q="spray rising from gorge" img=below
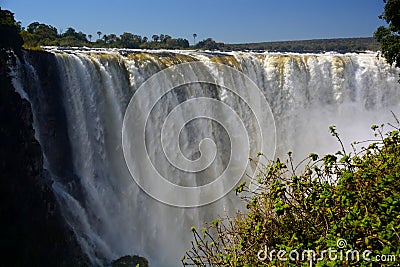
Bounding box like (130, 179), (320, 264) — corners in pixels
(10, 49), (400, 266)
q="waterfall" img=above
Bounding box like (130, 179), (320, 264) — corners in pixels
(10, 49), (400, 266)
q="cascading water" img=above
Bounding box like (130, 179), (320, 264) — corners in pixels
(10, 49), (400, 266)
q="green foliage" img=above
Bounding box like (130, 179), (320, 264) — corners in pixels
(0, 7), (23, 50)
(195, 38), (224, 50)
(227, 37), (380, 52)
(375, 0), (400, 68)
(59, 27), (88, 46)
(182, 121), (400, 266)
(119, 32), (142, 48)
(20, 22), (58, 48)
(19, 21), (191, 49)
(2, 8), (376, 52)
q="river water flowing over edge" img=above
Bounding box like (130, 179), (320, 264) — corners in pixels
(9, 49), (400, 266)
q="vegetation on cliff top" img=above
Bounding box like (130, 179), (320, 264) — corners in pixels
(20, 23), (191, 50)
(228, 37), (380, 52)
(0, 7), (23, 50)
(375, 0), (400, 68)
(0, 6), (384, 53)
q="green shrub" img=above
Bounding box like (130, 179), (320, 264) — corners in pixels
(182, 119), (400, 266)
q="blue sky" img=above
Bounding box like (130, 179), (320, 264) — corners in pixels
(2, 0), (386, 44)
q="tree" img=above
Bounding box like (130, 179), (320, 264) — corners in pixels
(0, 8), (23, 50)
(159, 34), (165, 43)
(165, 38), (189, 49)
(195, 38), (223, 50)
(120, 32), (134, 47)
(97, 31), (102, 40)
(107, 33), (118, 45)
(193, 33), (197, 45)
(20, 22), (58, 47)
(62, 27), (86, 41)
(157, 34), (171, 43)
(27, 21), (40, 34)
(54, 27), (88, 47)
(152, 34), (159, 42)
(88, 34), (92, 42)
(375, 0), (400, 68)
(119, 32), (142, 48)
(177, 38), (189, 48)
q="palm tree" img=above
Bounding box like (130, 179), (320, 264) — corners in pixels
(97, 31), (102, 40)
(193, 33), (197, 45)
(88, 34), (92, 42)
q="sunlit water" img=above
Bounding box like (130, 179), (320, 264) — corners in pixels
(10, 49), (400, 266)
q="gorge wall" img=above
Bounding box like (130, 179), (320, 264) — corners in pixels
(1, 50), (89, 266)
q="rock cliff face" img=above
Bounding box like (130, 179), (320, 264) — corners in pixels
(0, 50), (89, 266)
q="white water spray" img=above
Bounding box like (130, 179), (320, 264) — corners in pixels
(11, 49), (400, 266)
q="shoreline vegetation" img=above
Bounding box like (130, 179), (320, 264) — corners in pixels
(228, 37), (379, 53)
(41, 36), (380, 54)
(22, 21), (379, 52)
(0, 4), (381, 54)
(0, 6), (379, 53)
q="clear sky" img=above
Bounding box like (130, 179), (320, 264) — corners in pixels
(2, 0), (386, 44)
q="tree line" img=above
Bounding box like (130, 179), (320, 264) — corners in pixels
(20, 21), (381, 52)
(1, 6), (384, 53)
(0, 7), (226, 50)
(21, 21), (227, 50)
(20, 22), (191, 49)
(227, 37), (380, 52)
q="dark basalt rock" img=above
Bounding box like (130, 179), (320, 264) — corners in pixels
(0, 49), (89, 266)
(111, 255), (149, 267)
